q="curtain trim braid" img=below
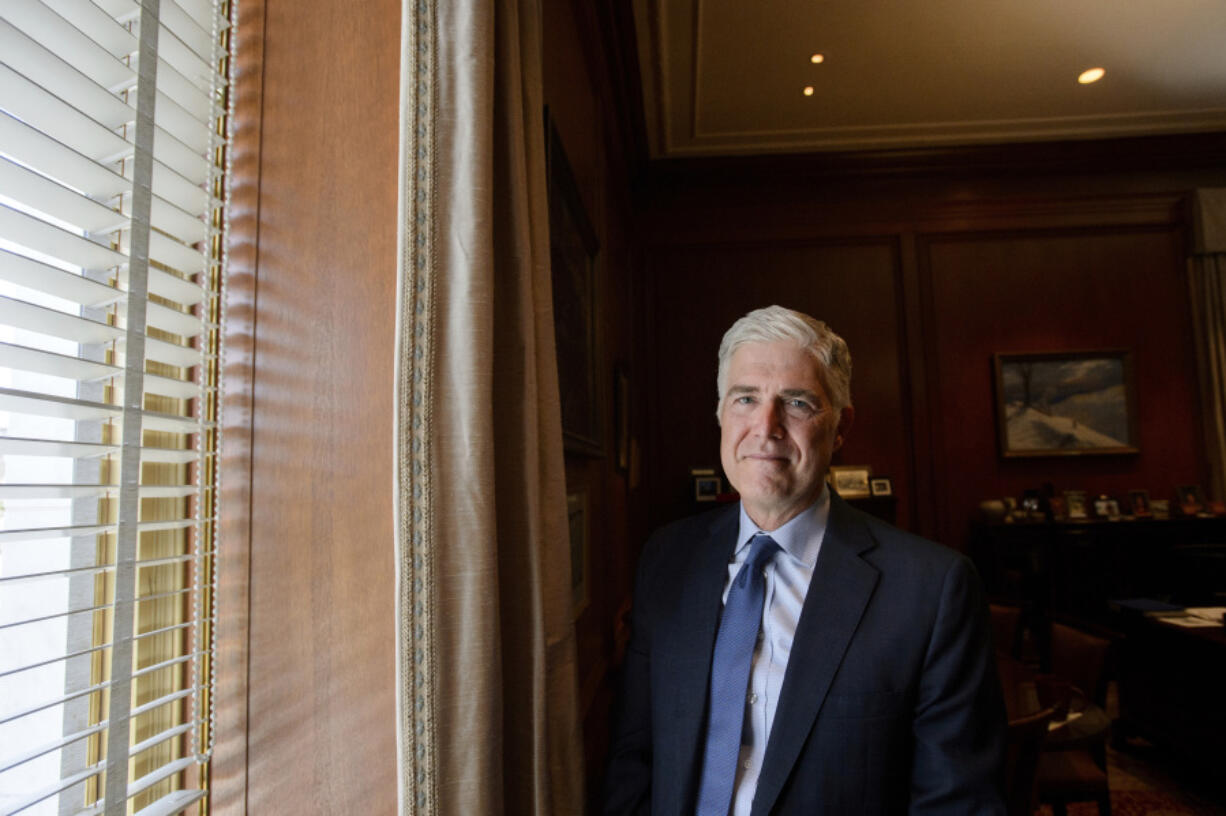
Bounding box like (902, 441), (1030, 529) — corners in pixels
(395, 0), (439, 812)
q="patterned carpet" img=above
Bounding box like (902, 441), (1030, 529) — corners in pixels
(1037, 737), (1226, 816)
(1035, 682), (1226, 816)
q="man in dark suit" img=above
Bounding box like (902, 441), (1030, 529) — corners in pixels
(605, 306), (1006, 815)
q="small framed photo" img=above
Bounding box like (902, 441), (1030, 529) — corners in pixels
(1127, 489), (1151, 517)
(829, 465), (872, 499)
(1048, 495), (1068, 521)
(1177, 485), (1205, 516)
(1093, 495), (1121, 521)
(693, 472), (722, 502)
(1063, 490), (1089, 520)
(1150, 499), (1171, 520)
(869, 476), (893, 497)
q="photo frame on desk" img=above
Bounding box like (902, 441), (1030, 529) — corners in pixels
(869, 476), (893, 497)
(829, 465), (872, 499)
(546, 110), (602, 457)
(992, 350), (1138, 458)
(1128, 489), (1151, 517)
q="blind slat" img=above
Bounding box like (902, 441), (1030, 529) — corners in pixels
(146, 266), (206, 305)
(148, 227), (205, 275)
(1, 620), (198, 681)
(1, 17), (135, 129)
(0, 552), (199, 588)
(0, 340), (121, 382)
(0, 436), (201, 463)
(1, 1), (227, 812)
(130, 788), (207, 816)
(0, 484), (197, 499)
(0, 387), (120, 421)
(0, 518), (195, 544)
(158, 0), (212, 59)
(0, 61), (131, 162)
(2, 759), (108, 815)
(0, 205), (127, 272)
(126, 756), (197, 803)
(144, 335), (201, 368)
(145, 372), (203, 400)
(41, 0), (138, 60)
(0, 61), (211, 185)
(0, 295), (124, 344)
(0, 110), (211, 220)
(0, 721), (108, 776)
(0, 588), (194, 633)
(4, 0), (136, 92)
(0, 155), (128, 235)
(0, 248), (124, 307)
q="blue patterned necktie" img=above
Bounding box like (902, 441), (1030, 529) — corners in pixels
(696, 533), (780, 816)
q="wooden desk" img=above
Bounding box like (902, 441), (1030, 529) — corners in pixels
(974, 517), (1226, 624)
(1115, 612), (1226, 780)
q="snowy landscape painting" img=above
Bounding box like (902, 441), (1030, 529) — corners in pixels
(994, 351), (1137, 457)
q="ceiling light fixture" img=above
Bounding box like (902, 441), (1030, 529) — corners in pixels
(803, 86), (815, 96)
(810, 53), (824, 64)
(1078, 67), (1105, 84)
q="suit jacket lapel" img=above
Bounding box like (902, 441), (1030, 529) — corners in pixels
(752, 496), (881, 816)
(662, 505), (739, 811)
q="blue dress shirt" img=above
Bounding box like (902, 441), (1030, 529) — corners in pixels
(723, 488), (830, 816)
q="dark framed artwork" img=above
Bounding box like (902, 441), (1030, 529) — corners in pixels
(546, 111), (603, 457)
(993, 350), (1138, 458)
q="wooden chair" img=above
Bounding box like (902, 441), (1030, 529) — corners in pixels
(1005, 704), (1059, 816)
(989, 602), (1023, 659)
(1036, 620), (1118, 816)
(1048, 619), (1115, 708)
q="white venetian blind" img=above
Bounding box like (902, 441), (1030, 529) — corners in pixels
(0, 0), (229, 814)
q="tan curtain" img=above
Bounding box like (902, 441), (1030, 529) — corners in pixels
(394, 0), (583, 814)
(1189, 189), (1226, 502)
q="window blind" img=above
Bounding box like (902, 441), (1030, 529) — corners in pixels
(0, 1), (229, 814)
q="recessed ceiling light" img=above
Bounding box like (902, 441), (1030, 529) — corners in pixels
(803, 86), (815, 96)
(1078, 67), (1105, 84)
(810, 54), (825, 64)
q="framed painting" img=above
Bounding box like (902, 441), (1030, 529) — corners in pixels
(546, 112), (603, 457)
(993, 351), (1138, 458)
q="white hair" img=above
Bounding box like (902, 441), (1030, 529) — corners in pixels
(716, 305), (852, 416)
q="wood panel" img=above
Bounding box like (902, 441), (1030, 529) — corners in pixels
(637, 165), (1219, 558)
(229, 0), (401, 811)
(646, 240), (911, 531)
(923, 225), (1203, 551)
(543, 1), (645, 806)
(211, 0), (264, 809)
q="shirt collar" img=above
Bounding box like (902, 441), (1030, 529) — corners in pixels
(735, 486), (830, 569)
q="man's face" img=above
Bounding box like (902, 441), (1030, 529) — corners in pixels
(719, 340), (853, 530)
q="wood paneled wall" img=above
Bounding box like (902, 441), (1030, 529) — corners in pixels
(638, 169), (1226, 554)
(542, 0), (642, 806)
(215, 0), (400, 811)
